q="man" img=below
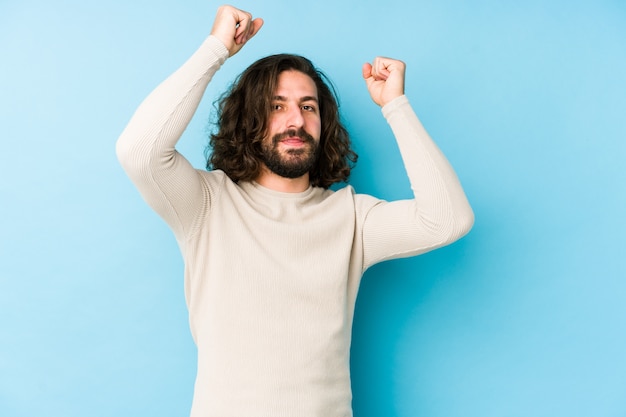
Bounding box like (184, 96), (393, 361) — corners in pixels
(117, 5), (473, 417)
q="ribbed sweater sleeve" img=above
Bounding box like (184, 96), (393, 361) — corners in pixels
(115, 36), (229, 239)
(360, 95), (474, 270)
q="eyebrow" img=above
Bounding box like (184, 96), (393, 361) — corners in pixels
(272, 95), (319, 103)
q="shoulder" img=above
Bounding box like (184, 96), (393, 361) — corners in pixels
(199, 168), (229, 182)
(328, 184), (382, 212)
(196, 169), (239, 197)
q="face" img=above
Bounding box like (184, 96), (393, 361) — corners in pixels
(260, 70), (322, 179)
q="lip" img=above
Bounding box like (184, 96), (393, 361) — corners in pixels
(281, 137), (305, 146)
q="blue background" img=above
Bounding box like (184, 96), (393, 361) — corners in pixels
(1, 1), (625, 416)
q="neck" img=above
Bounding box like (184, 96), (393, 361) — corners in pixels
(255, 166), (311, 193)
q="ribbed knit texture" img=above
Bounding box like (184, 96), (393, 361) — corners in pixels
(116, 35), (474, 417)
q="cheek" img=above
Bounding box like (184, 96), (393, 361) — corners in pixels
(267, 115), (282, 136)
(308, 116), (322, 138)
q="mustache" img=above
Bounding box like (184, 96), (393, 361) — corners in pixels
(271, 128), (316, 145)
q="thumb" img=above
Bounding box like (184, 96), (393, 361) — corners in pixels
(362, 62), (376, 90)
(362, 62), (373, 80)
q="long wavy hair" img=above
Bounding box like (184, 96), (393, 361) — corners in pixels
(206, 54), (357, 189)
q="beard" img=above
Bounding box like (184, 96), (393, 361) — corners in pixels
(260, 128), (320, 179)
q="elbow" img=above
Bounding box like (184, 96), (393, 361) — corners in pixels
(115, 135), (128, 167)
(115, 130), (146, 175)
(451, 205), (475, 241)
(115, 135), (134, 175)
(460, 207), (475, 237)
(432, 205), (474, 245)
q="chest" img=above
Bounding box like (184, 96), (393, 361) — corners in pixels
(187, 190), (359, 336)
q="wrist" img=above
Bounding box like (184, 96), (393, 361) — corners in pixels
(381, 95), (409, 117)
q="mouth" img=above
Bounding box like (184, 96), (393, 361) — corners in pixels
(272, 128), (315, 150)
(281, 137), (306, 146)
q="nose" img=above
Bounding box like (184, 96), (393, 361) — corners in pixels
(286, 106), (304, 129)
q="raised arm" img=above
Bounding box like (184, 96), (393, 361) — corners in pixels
(116, 6), (262, 239)
(360, 57), (474, 269)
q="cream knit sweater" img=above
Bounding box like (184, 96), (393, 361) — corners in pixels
(116, 35), (473, 417)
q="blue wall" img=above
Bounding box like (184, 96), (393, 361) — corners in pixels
(1, 1), (625, 416)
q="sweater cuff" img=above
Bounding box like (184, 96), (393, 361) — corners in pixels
(200, 35), (230, 64)
(381, 95), (409, 119)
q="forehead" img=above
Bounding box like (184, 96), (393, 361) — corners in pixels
(274, 70), (318, 99)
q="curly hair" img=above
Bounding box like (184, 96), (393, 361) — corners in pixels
(206, 54), (357, 189)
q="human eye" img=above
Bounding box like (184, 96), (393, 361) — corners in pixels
(271, 103), (283, 111)
(302, 104), (317, 112)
